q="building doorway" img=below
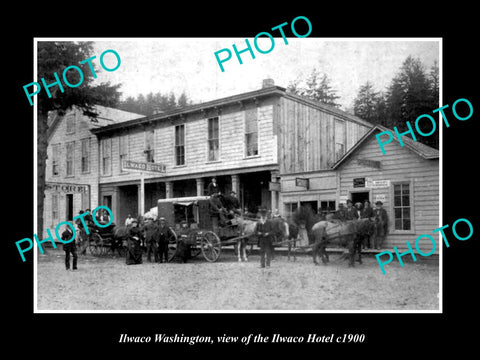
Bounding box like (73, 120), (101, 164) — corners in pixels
(103, 195), (112, 210)
(300, 200), (318, 215)
(66, 194), (73, 221)
(351, 191), (370, 205)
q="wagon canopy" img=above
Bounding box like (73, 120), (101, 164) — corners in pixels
(157, 196), (211, 227)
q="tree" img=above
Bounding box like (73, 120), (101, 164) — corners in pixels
(118, 91), (193, 115)
(37, 41), (121, 239)
(287, 68), (341, 107)
(385, 56), (439, 148)
(353, 82), (389, 126)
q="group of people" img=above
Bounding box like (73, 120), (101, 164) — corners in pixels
(60, 176), (390, 270)
(332, 199), (389, 249)
(124, 215), (176, 265)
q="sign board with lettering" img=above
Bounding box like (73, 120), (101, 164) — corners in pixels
(295, 178), (309, 189)
(269, 182), (281, 192)
(122, 160), (167, 173)
(45, 182), (89, 193)
(366, 179), (390, 188)
(353, 177), (365, 188)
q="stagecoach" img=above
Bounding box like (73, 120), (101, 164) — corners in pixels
(157, 196), (251, 262)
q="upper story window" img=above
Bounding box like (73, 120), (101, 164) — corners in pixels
(65, 113), (75, 134)
(144, 129), (154, 163)
(119, 134), (129, 171)
(51, 144), (60, 176)
(101, 138), (112, 176)
(66, 141), (75, 176)
(175, 124), (185, 166)
(245, 107), (258, 157)
(81, 138), (90, 173)
(208, 117), (219, 161)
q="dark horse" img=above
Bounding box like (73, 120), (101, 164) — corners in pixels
(311, 218), (375, 267)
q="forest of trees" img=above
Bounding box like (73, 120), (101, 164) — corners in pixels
(287, 56), (440, 149)
(118, 91), (192, 116)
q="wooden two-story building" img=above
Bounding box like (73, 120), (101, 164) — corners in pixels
(44, 105), (143, 233)
(44, 79), (439, 252)
(89, 79), (373, 225)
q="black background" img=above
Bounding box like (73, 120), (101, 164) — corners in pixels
(5, 5), (478, 356)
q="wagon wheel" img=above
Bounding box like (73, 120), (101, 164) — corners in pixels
(88, 232), (103, 256)
(200, 231), (221, 262)
(116, 239), (128, 257)
(167, 227), (178, 262)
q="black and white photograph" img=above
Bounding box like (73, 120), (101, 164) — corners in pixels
(6, 8), (478, 355)
(32, 37), (441, 312)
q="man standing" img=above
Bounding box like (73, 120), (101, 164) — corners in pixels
(207, 177), (220, 196)
(255, 208), (274, 268)
(374, 201), (389, 249)
(144, 218), (159, 262)
(157, 217), (174, 263)
(345, 199), (359, 220)
(62, 223), (77, 271)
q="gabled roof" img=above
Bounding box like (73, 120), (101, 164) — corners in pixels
(47, 105), (144, 140)
(331, 124), (439, 169)
(90, 84), (373, 135)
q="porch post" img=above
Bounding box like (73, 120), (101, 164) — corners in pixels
(196, 178), (205, 196)
(165, 181), (173, 199)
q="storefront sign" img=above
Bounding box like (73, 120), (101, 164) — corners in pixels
(269, 181), (281, 192)
(366, 179), (390, 188)
(45, 182), (89, 193)
(122, 160), (166, 173)
(295, 178), (309, 189)
(353, 177), (365, 188)
(374, 194), (386, 203)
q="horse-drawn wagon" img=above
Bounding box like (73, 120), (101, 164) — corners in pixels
(157, 196), (254, 262)
(77, 222), (127, 257)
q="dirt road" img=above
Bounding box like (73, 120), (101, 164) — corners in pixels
(36, 248), (439, 311)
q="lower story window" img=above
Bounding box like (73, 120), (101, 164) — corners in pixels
(393, 182), (411, 230)
(284, 202), (298, 220)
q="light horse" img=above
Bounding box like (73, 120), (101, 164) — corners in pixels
(234, 215), (257, 262)
(234, 215), (297, 262)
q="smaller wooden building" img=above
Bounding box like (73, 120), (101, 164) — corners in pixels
(332, 125), (440, 253)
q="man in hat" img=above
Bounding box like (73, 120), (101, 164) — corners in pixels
(373, 201), (389, 249)
(61, 222), (77, 271)
(144, 218), (159, 263)
(209, 190), (228, 229)
(360, 199), (375, 249)
(223, 190), (241, 216)
(255, 208), (274, 268)
(361, 200), (374, 219)
(157, 217), (174, 263)
(126, 218), (143, 265)
(207, 177), (220, 196)
(345, 199), (359, 220)
(334, 203), (347, 221)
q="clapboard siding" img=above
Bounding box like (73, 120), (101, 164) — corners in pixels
(338, 134), (440, 253)
(279, 97), (370, 174)
(99, 99), (278, 184)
